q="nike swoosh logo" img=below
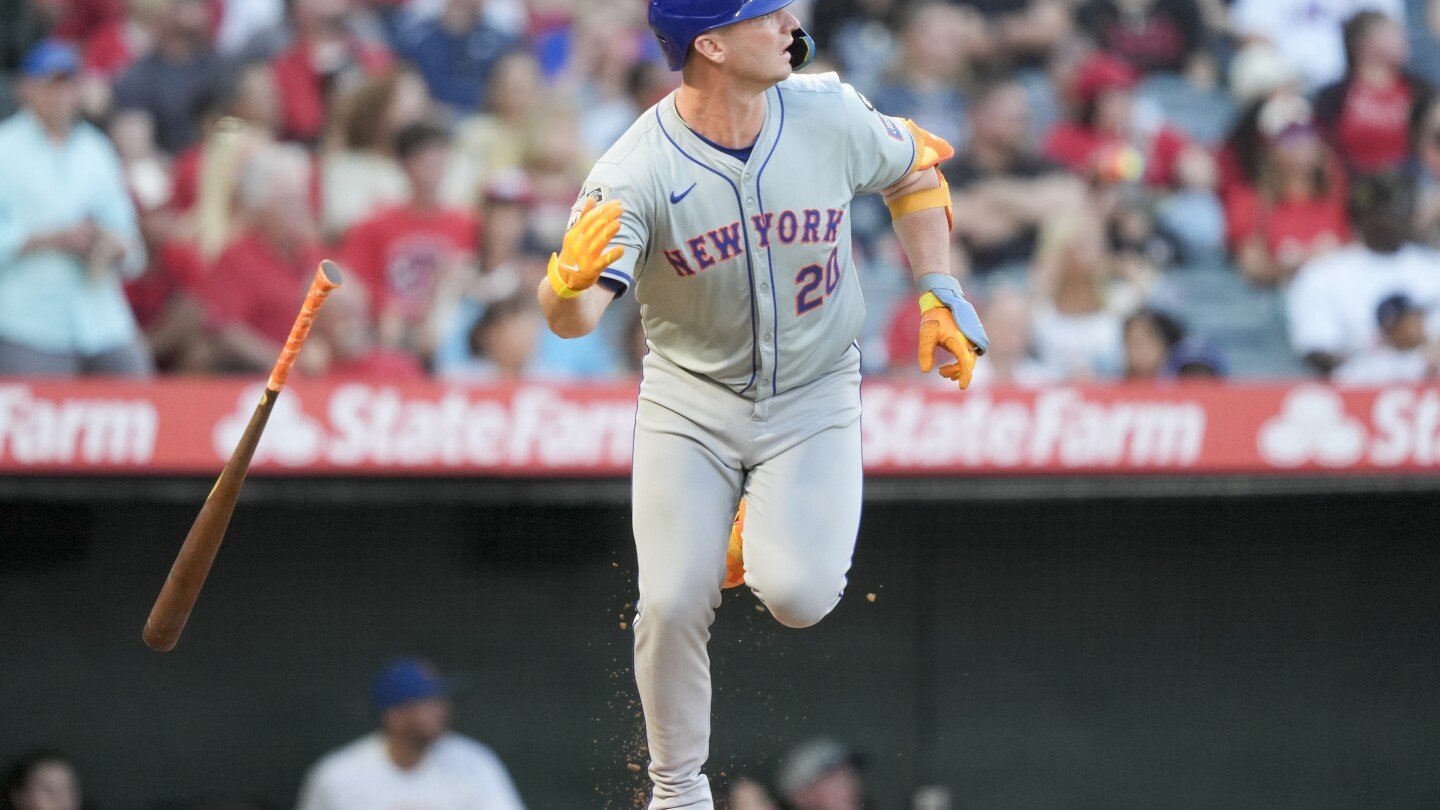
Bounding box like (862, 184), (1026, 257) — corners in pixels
(669, 183), (697, 204)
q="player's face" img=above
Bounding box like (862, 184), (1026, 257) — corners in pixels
(718, 9), (802, 86)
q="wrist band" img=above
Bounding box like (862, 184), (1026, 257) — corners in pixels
(547, 254), (583, 299)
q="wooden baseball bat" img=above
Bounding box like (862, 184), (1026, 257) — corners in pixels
(143, 260), (343, 652)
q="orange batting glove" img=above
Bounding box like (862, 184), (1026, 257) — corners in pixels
(548, 198), (625, 299)
(917, 292), (983, 390)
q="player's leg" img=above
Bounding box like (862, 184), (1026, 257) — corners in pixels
(632, 398), (743, 810)
(740, 417), (863, 628)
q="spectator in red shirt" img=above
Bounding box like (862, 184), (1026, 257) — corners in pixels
(1044, 51), (1205, 190)
(201, 143), (326, 373)
(340, 121), (479, 362)
(270, 0), (391, 144)
(1314, 11), (1433, 176)
(1226, 94), (1350, 286)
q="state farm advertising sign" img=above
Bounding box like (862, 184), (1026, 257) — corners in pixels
(1, 379), (1439, 476)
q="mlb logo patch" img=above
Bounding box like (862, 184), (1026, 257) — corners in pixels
(881, 115), (902, 141)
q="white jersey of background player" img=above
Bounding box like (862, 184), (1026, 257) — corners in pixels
(536, 1), (989, 807)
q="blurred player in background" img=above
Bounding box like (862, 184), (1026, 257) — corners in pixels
(295, 658), (524, 810)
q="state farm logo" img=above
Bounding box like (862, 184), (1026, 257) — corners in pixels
(1258, 385), (1440, 468)
(0, 384), (157, 464)
(213, 385), (325, 466)
(1257, 386), (1366, 467)
(862, 387), (1206, 468)
(210, 383), (636, 469)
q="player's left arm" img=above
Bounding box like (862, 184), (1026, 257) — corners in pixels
(880, 121), (989, 389)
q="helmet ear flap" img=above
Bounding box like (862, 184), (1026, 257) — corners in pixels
(787, 26), (816, 70)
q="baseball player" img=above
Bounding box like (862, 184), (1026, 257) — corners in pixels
(536, 2), (989, 807)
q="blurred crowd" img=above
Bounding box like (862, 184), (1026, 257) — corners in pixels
(3, 0), (1440, 386)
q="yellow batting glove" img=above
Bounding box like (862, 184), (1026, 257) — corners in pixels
(917, 292), (979, 390)
(548, 198), (625, 299)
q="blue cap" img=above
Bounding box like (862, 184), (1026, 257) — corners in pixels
(371, 658), (450, 713)
(1166, 338), (1228, 378)
(649, 0), (799, 70)
(1376, 293), (1420, 330)
(21, 39), (81, 79)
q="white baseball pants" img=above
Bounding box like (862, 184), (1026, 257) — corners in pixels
(630, 347), (863, 809)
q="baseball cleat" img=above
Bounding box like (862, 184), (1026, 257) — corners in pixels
(723, 500), (746, 589)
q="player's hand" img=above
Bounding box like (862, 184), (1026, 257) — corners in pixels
(548, 198), (625, 299)
(917, 293), (983, 390)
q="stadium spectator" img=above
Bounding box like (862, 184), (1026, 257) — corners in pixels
(1332, 292), (1439, 384)
(340, 121), (479, 358)
(1044, 51), (1207, 191)
(438, 287), (543, 381)
(311, 277), (425, 379)
(320, 66), (430, 238)
(170, 60), (280, 252)
(723, 776), (779, 810)
(1216, 43), (1305, 204)
(869, 1), (972, 150)
(296, 657), (525, 809)
(0, 39), (150, 377)
(1123, 306), (1185, 378)
(445, 51), (545, 208)
(1029, 214), (1127, 379)
(1409, 93), (1440, 247)
(1165, 336), (1228, 377)
(397, 0), (518, 116)
(200, 143), (326, 373)
(969, 287), (1059, 386)
(1314, 10), (1433, 175)
(1075, 0), (1209, 76)
(1287, 172), (1440, 375)
(1229, 0), (1404, 90)
(947, 76), (1085, 278)
(476, 169), (538, 274)
(1225, 94), (1350, 285)
(776, 738), (868, 810)
(270, 0), (393, 144)
(113, 0), (224, 155)
(1, 749), (81, 810)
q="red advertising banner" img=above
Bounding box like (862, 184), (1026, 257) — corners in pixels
(1, 378), (1438, 476)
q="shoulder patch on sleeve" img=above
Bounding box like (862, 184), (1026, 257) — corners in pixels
(880, 114), (903, 141)
(569, 182), (612, 227)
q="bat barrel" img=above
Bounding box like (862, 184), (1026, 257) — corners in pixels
(142, 387), (279, 651)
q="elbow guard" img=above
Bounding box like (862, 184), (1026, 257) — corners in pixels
(885, 119), (955, 230)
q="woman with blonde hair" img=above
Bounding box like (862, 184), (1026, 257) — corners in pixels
(1028, 213), (1128, 380)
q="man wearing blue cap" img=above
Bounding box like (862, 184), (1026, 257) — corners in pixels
(0, 39), (151, 376)
(296, 658), (524, 810)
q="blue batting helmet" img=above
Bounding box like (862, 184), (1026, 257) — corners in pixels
(648, 0), (816, 72)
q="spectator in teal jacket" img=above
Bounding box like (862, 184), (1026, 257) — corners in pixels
(0, 39), (150, 376)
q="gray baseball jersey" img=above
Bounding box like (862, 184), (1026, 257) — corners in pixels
(581, 71), (925, 810)
(575, 71), (919, 399)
